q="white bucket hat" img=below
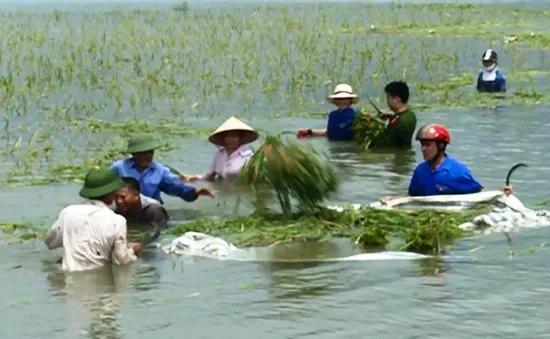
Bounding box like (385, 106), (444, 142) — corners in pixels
(327, 84), (359, 104)
(208, 116), (259, 147)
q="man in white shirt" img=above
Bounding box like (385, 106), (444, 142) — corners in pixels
(45, 166), (143, 272)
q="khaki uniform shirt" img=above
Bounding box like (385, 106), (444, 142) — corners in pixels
(45, 200), (137, 272)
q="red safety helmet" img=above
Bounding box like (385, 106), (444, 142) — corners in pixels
(415, 124), (451, 144)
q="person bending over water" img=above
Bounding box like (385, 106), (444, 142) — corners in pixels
(182, 116), (258, 182)
(114, 177), (169, 230)
(296, 83), (358, 141)
(110, 134), (214, 204)
(44, 167), (143, 272)
(477, 49), (506, 93)
(380, 124), (482, 204)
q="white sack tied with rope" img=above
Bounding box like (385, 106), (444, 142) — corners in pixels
(162, 232), (429, 262)
(457, 194), (550, 235)
(366, 190), (550, 235)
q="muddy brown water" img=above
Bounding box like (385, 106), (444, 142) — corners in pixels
(1, 1), (550, 338)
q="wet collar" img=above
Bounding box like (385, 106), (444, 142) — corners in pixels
(129, 158), (156, 172)
(219, 145), (252, 157)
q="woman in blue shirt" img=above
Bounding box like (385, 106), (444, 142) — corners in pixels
(296, 83), (358, 141)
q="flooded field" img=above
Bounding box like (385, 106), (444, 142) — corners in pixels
(0, 1), (549, 338)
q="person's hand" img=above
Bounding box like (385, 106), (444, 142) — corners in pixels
(378, 111), (395, 120)
(502, 185), (513, 197)
(129, 242), (143, 256)
(362, 115), (374, 122)
(379, 196), (395, 205)
(181, 174), (199, 182)
(296, 129), (312, 139)
(196, 188), (215, 199)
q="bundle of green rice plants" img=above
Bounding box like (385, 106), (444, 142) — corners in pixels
(236, 134), (339, 216)
(352, 113), (389, 149)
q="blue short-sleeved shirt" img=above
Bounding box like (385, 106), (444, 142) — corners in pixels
(408, 155), (483, 196)
(111, 158), (197, 204)
(327, 107), (357, 141)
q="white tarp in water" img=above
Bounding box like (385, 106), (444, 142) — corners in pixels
(162, 232), (429, 261)
(162, 191), (550, 262)
(366, 191), (550, 235)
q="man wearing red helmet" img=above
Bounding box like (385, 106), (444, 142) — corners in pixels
(381, 124), (482, 203)
(407, 123), (482, 196)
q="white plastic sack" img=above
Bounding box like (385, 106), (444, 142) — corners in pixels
(457, 194), (550, 234)
(162, 232), (431, 262)
(365, 190), (550, 235)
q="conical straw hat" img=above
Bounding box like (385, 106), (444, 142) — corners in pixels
(208, 116), (259, 147)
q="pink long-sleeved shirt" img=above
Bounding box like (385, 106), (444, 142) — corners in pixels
(197, 145), (253, 180)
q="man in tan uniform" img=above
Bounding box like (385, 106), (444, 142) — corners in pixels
(45, 166), (143, 272)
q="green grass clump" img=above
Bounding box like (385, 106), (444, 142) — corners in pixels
(168, 206), (475, 255)
(352, 113), (389, 149)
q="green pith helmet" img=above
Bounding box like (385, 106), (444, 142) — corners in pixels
(126, 134), (162, 154)
(79, 166), (124, 199)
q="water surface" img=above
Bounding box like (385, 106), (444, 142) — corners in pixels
(1, 1), (549, 338)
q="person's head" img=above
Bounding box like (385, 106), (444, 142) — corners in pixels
(415, 124), (450, 162)
(126, 134), (162, 169)
(79, 166), (125, 205)
(327, 84), (359, 110)
(384, 81), (410, 113)
(114, 177), (141, 214)
(208, 116), (259, 151)
(220, 130), (244, 151)
(481, 49), (498, 70)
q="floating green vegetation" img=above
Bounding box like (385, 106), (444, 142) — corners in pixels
(168, 206), (474, 255)
(236, 135), (339, 216)
(0, 222), (46, 244)
(0, 3), (549, 186)
(67, 117), (212, 137)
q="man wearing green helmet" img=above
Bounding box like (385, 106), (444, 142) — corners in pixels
(44, 166), (143, 272)
(110, 134), (214, 204)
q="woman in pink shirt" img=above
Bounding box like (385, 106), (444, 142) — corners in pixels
(183, 116), (259, 182)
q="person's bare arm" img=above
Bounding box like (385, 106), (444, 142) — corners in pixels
(310, 129), (328, 137)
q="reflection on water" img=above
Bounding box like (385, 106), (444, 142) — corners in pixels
(41, 260), (164, 338)
(43, 262), (139, 338)
(261, 241), (350, 309)
(326, 141), (365, 177)
(128, 264), (162, 292)
(387, 150), (417, 177)
(413, 257), (452, 278)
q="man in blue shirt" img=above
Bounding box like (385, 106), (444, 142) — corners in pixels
(296, 83), (358, 141)
(476, 49), (506, 93)
(380, 124), (482, 203)
(111, 134), (214, 204)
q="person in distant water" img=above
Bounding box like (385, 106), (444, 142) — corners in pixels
(110, 134), (215, 204)
(114, 177), (170, 230)
(476, 49), (506, 93)
(380, 124), (483, 203)
(296, 83), (358, 141)
(381, 81), (417, 149)
(44, 166), (142, 272)
(182, 116), (258, 182)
